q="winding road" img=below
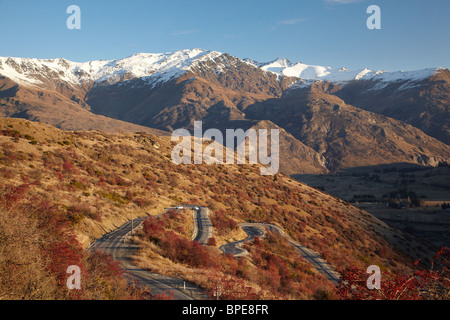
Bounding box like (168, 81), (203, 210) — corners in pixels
(220, 223), (341, 284)
(192, 206), (213, 244)
(219, 224), (266, 257)
(88, 216), (206, 300)
(89, 205), (341, 300)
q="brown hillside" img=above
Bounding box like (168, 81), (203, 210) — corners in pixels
(245, 83), (450, 171)
(0, 76), (169, 136)
(334, 69), (450, 145)
(0, 118), (435, 270)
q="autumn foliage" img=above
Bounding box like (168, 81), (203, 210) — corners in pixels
(143, 216), (213, 268)
(1, 119), (445, 300)
(210, 209), (238, 235)
(336, 247), (449, 300)
(0, 182), (162, 299)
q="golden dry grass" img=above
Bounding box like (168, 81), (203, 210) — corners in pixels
(0, 117), (437, 299)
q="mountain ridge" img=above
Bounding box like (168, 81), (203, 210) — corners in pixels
(1, 49), (449, 174)
(1, 49), (445, 89)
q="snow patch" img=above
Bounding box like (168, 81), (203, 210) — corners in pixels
(0, 50), (443, 91)
(0, 49), (223, 88)
(256, 58), (439, 88)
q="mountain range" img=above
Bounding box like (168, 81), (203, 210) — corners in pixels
(1, 49), (449, 174)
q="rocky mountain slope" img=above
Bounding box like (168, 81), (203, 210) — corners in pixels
(332, 69), (450, 145)
(1, 49), (448, 174)
(245, 82), (450, 171)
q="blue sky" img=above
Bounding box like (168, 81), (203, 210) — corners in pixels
(0, 0), (448, 71)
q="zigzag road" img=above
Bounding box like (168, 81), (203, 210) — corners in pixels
(89, 205), (340, 300)
(220, 223), (341, 284)
(88, 216), (205, 300)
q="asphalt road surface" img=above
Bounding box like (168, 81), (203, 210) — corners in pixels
(89, 205), (340, 301)
(219, 224), (266, 257)
(192, 206), (213, 244)
(220, 222), (341, 284)
(88, 217), (206, 300)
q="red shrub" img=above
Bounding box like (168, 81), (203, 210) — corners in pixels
(207, 237), (217, 246)
(159, 231), (213, 268)
(63, 158), (74, 172)
(143, 216), (165, 241)
(336, 247), (450, 300)
(210, 209), (238, 233)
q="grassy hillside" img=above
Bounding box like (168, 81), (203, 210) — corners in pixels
(0, 117), (439, 299)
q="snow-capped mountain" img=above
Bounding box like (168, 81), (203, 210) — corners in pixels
(0, 49), (443, 90)
(0, 49), (224, 88)
(250, 57), (441, 87)
(0, 48), (449, 171)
